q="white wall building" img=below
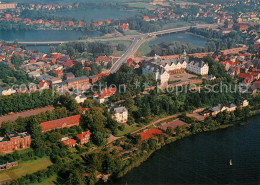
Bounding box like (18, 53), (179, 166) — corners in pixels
(112, 106), (128, 123)
(142, 55), (209, 83)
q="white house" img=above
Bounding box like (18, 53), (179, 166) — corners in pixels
(0, 87), (16, 96)
(72, 94), (87, 104)
(186, 60), (209, 76)
(112, 106), (128, 123)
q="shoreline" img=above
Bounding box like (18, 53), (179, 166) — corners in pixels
(112, 110), (260, 182)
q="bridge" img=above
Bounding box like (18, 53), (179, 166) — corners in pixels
(4, 24), (219, 46)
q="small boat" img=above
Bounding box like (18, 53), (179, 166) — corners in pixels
(229, 159), (233, 166)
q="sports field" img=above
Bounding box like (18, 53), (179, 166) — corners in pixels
(0, 158), (52, 184)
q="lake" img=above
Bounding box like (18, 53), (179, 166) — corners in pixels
(0, 30), (99, 52)
(0, 30), (99, 42)
(150, 32), (207, 47)
(114, 115), (260, 184)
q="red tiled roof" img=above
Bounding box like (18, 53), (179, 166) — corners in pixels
(239, 73), (254, 80)
(40, 115), (80, 132)
(143, 16), (150, 20)
(76, 131), (91, 140)
(38, 81), (50, 88)
(96, 56), (110, 63)
(140, 128), (163, 141)
(62, 139), (76, 146)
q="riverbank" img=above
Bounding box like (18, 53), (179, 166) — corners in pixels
(114, 114), (260, 185)
(110, 108), (260, 183)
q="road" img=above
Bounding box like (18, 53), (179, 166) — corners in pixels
(110, 35), (147, 73)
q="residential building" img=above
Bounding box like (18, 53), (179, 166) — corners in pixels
(0, 87), (16, 96)
(93, 88), (116, 104)
(0, 161), (18, 171)
(76, 131), (91, 145)
(66, 76), (90, 91)
(0, 132), (31, 153)
(0, 3), (16, 10)
(72, 94), (87, 103)
(40, 115), (81, 132)
(62, 138), (76, 147)
(112, 106), (128, 123)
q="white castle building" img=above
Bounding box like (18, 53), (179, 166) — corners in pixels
(142, 54), (209, 84)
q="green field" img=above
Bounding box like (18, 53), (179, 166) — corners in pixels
(0, 158), (52, 184)
(116, 124), (141, 137)
(136, 41), (152, 57)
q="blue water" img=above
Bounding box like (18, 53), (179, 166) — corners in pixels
(0, 30), (98, 42)
(150, 32), (207, 47)
(115, 116), (260, 184)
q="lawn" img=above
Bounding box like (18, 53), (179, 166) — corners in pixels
(116, 124), (141, 137)
(135, 41), (152, 57)
(0, 158), (52, 183)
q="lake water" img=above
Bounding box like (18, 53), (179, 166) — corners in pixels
(150, 32), (207, 47)
(0, 30), (99, 52)
(0, 30), (98, 42)
(114, 115), (260, 184)
(54, 8), (136, 21)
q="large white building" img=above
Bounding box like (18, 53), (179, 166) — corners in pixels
(112, 106), (128, 123)
(142, 55), (209, 84)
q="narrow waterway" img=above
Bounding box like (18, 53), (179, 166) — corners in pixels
(115, 115), (260, 185)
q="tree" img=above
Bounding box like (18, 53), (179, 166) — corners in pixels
(116, 43), (127, 51)
(67, 170), (85, 185)
(11, 54), (24, 67)
(81, 107), (107, 132)
(92, 131), (106, 146)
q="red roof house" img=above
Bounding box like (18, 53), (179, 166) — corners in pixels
(68, 20), (74, 26)
(40, 115), (81, 132)
(62, 139), (76, 147)
(78, 21), (83, 27)
(143, 16), (150, 21)
(38, 80), (50, 89)
(93, 88), (116, 103)
(76, 131), (91, 145)
(120, 23), (129, 31)
(96, 56), (110, 64)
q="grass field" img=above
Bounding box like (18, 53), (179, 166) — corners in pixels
(116, 124), (141, 137)
(136, 41), (152, 57)
(0, 158), (52, 184)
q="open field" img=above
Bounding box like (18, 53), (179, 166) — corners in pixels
(0, 158), (52, 184)
(135, 41), (152, 57)
(116, 124), (141, 137)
